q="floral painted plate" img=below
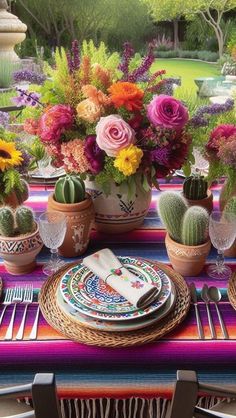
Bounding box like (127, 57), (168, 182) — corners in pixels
(56, 281), (176, 332)
(60, 257), (172, 321)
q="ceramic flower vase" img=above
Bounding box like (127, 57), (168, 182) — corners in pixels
(85, 179), (152, 233)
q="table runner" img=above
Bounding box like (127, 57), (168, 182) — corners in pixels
(0, 178), (236, 414)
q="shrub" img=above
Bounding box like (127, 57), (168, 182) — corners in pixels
(155, 49), (218, 62)
(197, 51), (218, 62)
(154, 34), (173, 51)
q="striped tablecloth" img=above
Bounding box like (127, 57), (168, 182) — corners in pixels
(0, 178), (236, 417)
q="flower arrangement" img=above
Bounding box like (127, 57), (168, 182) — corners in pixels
(205, 123), (236, 201)
(22, 40), (191, 194)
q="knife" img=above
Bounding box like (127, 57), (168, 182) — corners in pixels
(190, 283), (204, 339)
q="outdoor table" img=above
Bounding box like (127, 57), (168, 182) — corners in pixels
(0, 178), (236, 417)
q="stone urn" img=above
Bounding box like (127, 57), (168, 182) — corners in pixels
(0, 0), (27, 62)
(85, 179), (152, 233)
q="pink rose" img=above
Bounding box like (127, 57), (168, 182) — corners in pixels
(96, 115), (135, 157)
(147, 95), (189, 130)
(206, 124), (236, 158)
(38, 104), (74, 143)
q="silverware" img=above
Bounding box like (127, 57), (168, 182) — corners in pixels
(201, 284), (216, 339)
(190, 283), (204, 339)
(208, 286), (229, 339)
(29, 292), (40, 340)
(4, 287), (23, 340)
(0, 288), (13, 326)
(16, 285), (33, 340)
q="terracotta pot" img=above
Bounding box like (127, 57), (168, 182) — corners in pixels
(225, 240), (236, 258)
(85, 179), (152, 233)
(183, 190), (213, 213)
(165, 233), (211, 277)
(47, 193), (95, 258)
(0, 223), (43, 275)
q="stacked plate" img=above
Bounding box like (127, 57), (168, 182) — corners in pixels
(58, 256), (177, 332)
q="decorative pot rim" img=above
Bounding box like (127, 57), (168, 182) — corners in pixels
(183, 189), (213, 203)
(0, 222), (43, 256)
(165, 233), (211, 258)
(49, 192), (92, 212)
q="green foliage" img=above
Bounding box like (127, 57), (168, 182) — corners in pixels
(1, 170), (23, 201)
(0, 60), (20, 89)
(54, 175), (86, 204)
(183, 175), (208, 200)
(181, 206), (209, 245)
(14, 179), (29, 204)
(224, 197), (236, 215)
(0, 207), (14, 237)
(82, 40), (120, 73)
(158, 192), (188, 242)
(15, 206), (34, 235)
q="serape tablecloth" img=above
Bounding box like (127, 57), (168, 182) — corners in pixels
(0, 178), (236, 417)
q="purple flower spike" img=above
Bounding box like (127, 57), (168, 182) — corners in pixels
(128, 43), (155, 83)
(119, 42), (135, 81)
(13, 69), (46, 85)
(190, 99), (234, 128)
(0, 111), (10, 128)
(67, 40), (80, 74)
(12, 88), (42, 108)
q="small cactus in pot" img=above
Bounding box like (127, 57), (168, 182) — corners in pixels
(0, 205), (43, 275)
(158, 191), (211, 276)
(47, 175), (94, 257)
(183, 175), (213, 213)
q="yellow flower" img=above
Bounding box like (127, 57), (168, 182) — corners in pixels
(114, 145), (143, 176)
(0, 139), (23, 171)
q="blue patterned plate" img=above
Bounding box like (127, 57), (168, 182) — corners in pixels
(60, 257), (172, 321)
(57, 281), (176, 332)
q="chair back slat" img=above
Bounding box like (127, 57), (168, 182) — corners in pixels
(32, 374), (62, 418)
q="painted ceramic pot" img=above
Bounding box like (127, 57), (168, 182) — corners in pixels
(0, 223), (43, 275)
(85, 179), (152, 234)
(47, 193), (95, 258)
(165, 233), (211, 277)
(183, 190), (213, 213)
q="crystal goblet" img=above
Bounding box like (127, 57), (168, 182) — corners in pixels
(207, 211), (236, 280)
(39, 211), (67, 276)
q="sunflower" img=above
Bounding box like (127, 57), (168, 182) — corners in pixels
(0, 139), (23, 171)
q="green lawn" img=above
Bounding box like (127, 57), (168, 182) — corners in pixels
(151, 59), (219, 95)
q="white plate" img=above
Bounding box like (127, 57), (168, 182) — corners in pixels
(56, 282), (176, 332)
(31, 168), (65, 179)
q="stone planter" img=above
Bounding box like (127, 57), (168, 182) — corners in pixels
(47, 193), (94, 258)
(183, 190), (213, 213)
(85, 179), (152, 233)
(165, 233), (211, 277)
(0, 223), (43, 275)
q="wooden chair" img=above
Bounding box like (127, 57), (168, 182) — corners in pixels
(168, 370), (236, 418)
(0, 373), (62, 418)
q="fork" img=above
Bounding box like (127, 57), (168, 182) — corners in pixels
(0, 288), (14, 326)
(16, 285), (33, 340)
(4, 287), (23, 340)
(29, 292), (40, 340)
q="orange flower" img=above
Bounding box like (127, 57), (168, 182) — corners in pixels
(108, 81), (144, 111)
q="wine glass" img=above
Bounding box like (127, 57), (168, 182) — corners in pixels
(39, 211), (67, 276)
(207, 211), (236, 280)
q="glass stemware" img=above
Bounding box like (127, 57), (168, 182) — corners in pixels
(39, 211), (67, 276)
(207, 211), (236, 280)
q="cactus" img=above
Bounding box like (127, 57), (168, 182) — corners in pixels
(183, 175), (208, 200)
(224, 197), (236, 215)
(14, 179), (29, 205)
(158, 192), (188, 243)
(54, 175), (86, 204)
(181, 206), (209, 246)
(0, 207), (14, 237)
(16, 206), (34, 235)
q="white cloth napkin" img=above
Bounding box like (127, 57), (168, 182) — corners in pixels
(83, 249), (159, 308)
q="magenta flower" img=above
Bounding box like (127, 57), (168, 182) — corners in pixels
(38, 104), (74, 143)
(147, 95), (189, 130)
(206, 124), (236, 157)
(84, 135), (105, 174)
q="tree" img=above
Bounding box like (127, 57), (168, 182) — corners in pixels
(142, 0), (187, 49)
(184, 0), (236, 57)
(143, 0), (236, 57)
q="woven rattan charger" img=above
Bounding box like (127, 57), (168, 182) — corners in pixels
(228, 272), (236, 309)
(39, 260), (190, 347)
